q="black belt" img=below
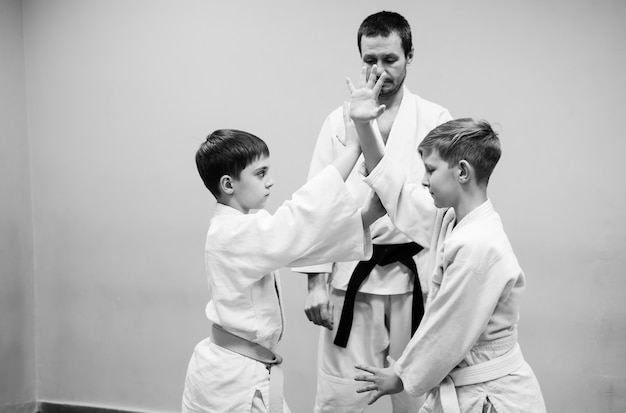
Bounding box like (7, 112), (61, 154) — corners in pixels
(333, 242), (424, 348)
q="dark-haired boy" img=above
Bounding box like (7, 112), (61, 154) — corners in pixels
(348, 70), (546, 412)
(182, 126), (383, 413)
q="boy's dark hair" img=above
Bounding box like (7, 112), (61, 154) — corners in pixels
(195, 129), (269, 198)
(418, 118), (501, 185)
(357, 11), (413, 57)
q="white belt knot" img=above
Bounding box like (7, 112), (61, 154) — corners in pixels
(439, 343), (525, 413)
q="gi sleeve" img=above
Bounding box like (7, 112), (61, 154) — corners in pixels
(292, 111), (345, 274)
(362, 155), (436, 249)
(393, 239), (520, 397)
(207, 165), (372, 288)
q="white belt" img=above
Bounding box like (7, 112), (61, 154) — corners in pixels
(211, 324), (284, 413)
(439, 343), (525, 413)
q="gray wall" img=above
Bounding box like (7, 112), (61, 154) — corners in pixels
(0, 0), (36, 409)
(1, 1), (625, 412)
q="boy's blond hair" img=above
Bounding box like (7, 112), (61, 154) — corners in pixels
(418, 118), (501, 185)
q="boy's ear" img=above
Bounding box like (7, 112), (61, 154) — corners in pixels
(458, 160), (471, 183)
(219, 175), (234, 195)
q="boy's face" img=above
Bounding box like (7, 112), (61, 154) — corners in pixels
(421, 149), (460, 209)
(231, 155), (273, 214)
(360, 32), (412, 99)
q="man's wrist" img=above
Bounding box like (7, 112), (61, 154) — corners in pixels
(307, 272), (329, 291)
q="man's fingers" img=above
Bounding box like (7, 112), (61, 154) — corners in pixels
(372, 72), (388, 96)
(366, 65), (378, 88)
(305, 307), (321, 325)
(359, 65), (368, 87)
(320, 306), (331, 330)
(320, 301), (334, 330)
(346, 77), (356, 93)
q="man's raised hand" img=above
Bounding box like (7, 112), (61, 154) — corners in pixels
(346, 65), (388, 123)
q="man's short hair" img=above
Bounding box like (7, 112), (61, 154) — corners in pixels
(419, 119), (501, 185)
(358, 11), (413, 57)
(196, 129), (269, 197)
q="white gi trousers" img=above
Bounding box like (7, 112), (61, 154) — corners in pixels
(314, 289), (424, 413)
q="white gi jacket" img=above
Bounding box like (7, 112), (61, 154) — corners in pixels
(364, 158), (546, 412)
(294, 87), (452, 295)
(183, 166), (373, 413)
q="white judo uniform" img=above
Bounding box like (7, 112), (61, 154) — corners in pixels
(364, 157), (546, 413)
(294, 88), (451, 413)
(182, 166), (373, 413)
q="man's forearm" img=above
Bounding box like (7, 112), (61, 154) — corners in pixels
(307, 272), (329, 292)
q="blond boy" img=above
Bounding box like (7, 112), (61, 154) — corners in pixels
(347, 69), (546, 412)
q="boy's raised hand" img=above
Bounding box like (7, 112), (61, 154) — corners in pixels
(346, 65), (388, 124)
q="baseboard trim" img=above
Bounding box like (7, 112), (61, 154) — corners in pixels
(1, 402), (145, 413)
(0, 402), (38, 413)
(38, 403), (141, 413)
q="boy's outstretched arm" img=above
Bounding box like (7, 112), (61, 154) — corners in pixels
(347, 65), (388, 174)
(330, 102), (362, 180)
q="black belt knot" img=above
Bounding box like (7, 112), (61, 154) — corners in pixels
(333, 242), (424, 348)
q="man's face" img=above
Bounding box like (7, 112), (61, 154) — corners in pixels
(360, 32), (412, 98)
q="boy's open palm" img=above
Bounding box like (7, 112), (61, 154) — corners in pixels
(354, 356), (404, 405)
(347, 65), (388, 123)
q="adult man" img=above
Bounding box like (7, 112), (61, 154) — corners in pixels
(293, 11), (452, 413)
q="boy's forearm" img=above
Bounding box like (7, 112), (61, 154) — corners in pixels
(331, 145), (361, 181)
(354, 121), (384, 174)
